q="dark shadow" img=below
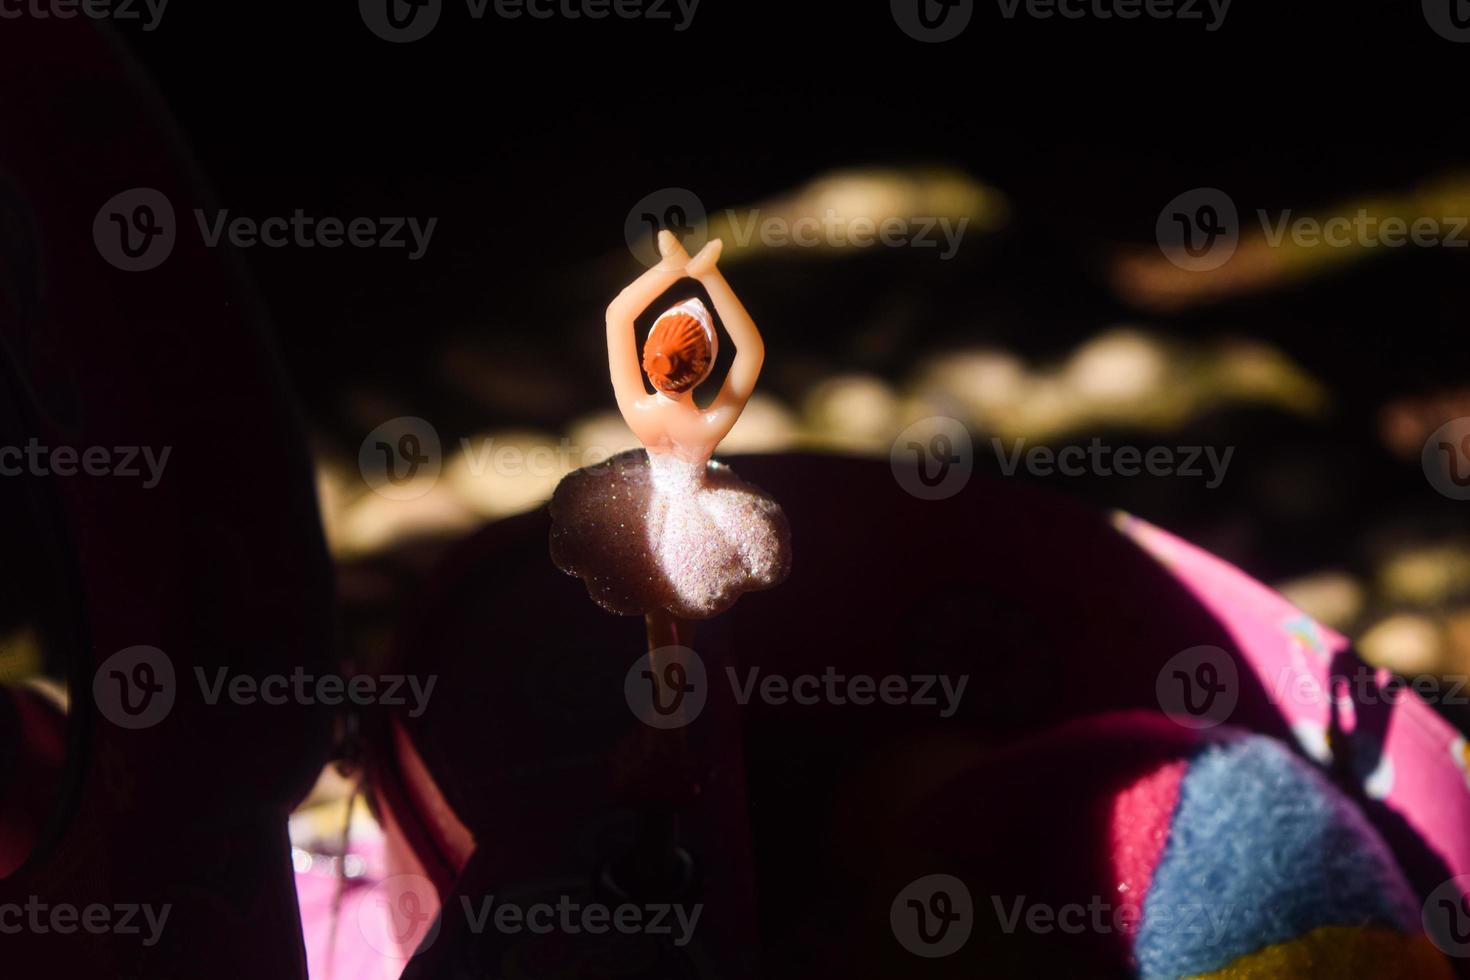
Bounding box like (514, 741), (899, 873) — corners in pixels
(375, 454), (1463, 977)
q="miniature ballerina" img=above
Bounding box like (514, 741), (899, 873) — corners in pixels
(549, 230), (791, 621)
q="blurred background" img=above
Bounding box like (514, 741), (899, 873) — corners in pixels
(0, 3), (1464, 975)
(4, 6), (1470, 966)
(71, 6), (1466, 707)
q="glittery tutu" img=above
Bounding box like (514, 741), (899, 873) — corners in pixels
(549, 449), (791, 619)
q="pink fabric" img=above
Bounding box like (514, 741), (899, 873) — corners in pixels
(1115, 512), (1470, 892)
(295, 510), (1470, 976)
(1110, 758), (1188, 933)
(295, 830), (413, 980)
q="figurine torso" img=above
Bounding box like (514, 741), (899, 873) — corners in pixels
(625, 391), (739, 465)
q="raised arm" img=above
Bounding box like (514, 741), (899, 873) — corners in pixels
(689, 240), (763, 417)
(606, 231), (690, 420)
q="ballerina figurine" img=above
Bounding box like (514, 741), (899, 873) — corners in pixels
(550, 230), (791, 622)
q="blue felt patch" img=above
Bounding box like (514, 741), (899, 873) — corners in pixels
(1134, 734), (1419, 979)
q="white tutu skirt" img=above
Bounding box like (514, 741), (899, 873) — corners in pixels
(549, 449), (791, 619)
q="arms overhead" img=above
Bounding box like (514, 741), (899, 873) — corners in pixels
(690, 240), (764, 418)
(606, 230), (690, 418)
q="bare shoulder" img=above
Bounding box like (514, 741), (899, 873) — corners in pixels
(701, 401), (742, 432)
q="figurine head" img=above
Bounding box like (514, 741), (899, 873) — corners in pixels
(643, 298), (716, 395)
